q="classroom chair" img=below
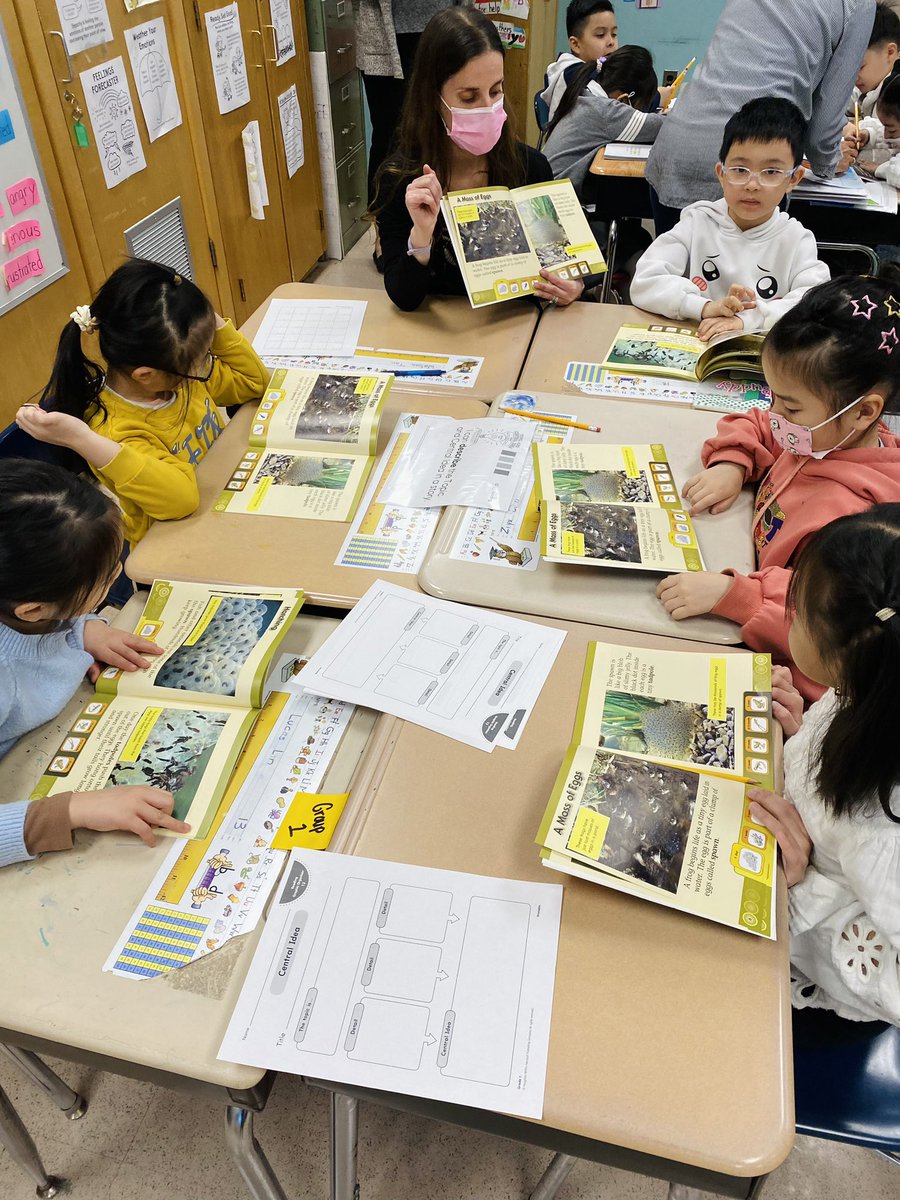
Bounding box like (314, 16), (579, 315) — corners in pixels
(0, 1045), (88, 1198)
(816, 241), (880, 276)
(534, 89), (551, 149)
(528, 1010), (900, 1200)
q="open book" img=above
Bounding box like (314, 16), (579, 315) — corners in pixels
(534, 441), (705, 572)
(536, 642), (777, 937)
(214, 368), (391, 521)
(601, 322), (765, 381)
(32, 581), (304, 839)
(441, 178), (606, 309)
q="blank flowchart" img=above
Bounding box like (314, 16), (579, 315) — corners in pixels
(220, 851), (562, 1118)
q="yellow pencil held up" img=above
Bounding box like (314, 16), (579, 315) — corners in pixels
(500, 407), (603, 433)
(664, 57), (696, 112)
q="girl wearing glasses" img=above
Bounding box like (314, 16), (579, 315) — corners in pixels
(631, 98), (830, 342)
(16, 258), (269, 546)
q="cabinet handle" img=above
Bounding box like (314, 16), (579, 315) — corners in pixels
(335, 43), (352, 54)
(48, 31), (74, 84)
(340, 123), (356, 135)
(264, 23), (279, 64)
(250, 29), (264, 68)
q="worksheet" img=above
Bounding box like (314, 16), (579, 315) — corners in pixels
(253, 298), (368, 360)
(219, 851), (562, 1118)
(378, 417), (532, 511)
(258, 347), (484, 390)
(298, 581), (566, 751)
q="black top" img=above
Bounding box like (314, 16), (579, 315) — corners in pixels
(375, 143), (554, 312)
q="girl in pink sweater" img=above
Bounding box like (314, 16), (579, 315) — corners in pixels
(657, 273), (900, 700)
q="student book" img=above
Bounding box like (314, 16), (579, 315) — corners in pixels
(214, 368), (390, 521)
(441, 178), (606, 309)
(32, 581), (304, 839)
(533, 441), (705, 572)
(600, 322), (765, 382)
(536, 642), (777, 937)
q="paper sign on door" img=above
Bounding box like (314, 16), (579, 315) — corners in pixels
(4, 249), (45, 291)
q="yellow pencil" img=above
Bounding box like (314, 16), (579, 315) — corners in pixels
(854, 98), (861, 142)
(500, 407), (602, 433)
(664, 56), (696, 112)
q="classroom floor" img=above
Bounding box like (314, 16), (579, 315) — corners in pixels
(3, 237), (897, 1200)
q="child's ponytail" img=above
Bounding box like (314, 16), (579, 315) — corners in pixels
(40, 317), (107, 423)
(545, 45), (656, 139)
(789, 505), (900, 823)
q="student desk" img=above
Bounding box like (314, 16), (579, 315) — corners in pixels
(126, 392), (487, 603)
(240, 283), (541, 403)
(422, 309), (755, 644)
(585, 147), (653, 222)
(315, 616), (793, 1200)
(0, 601), (379, 1200)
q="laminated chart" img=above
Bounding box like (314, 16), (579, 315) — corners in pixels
(219, 851), (562, 1117)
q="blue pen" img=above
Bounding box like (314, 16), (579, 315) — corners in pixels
(392, 368), (447, 377)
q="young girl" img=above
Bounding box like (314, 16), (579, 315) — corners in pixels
(656, 273), (900, 700)
(370, 7), (584, 312)
(0, 460), (189, 869)
(857, 70), (900, 186)
(749, 505), (900, 1025)
(543, 46), (664, 195)
(16, 258), (269, 546)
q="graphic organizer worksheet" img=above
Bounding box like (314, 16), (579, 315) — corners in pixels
(219, 851), (562, 1117)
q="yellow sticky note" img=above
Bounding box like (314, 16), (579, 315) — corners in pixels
(454, 204), (480, 222)
(708, 657), (727, 721)
(271, 793), (349, 850)
(561, 530), (585, 557)
(569, 807), (609, 860)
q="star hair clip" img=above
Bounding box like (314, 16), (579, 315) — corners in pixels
(849, 294), (877, 319)
(879, 327), (899, 355)
(884, 295), (900, 318)
(70, 304), (98, 333)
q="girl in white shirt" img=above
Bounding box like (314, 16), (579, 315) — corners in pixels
(750, 503), (900, 1025)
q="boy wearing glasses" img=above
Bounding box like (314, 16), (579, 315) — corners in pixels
(631, 99), (829, 341)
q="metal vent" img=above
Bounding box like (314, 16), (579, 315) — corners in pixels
(124, 197), (196, 281)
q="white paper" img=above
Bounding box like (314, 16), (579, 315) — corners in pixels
(205, 2), (251, 115)
(861, 178), (899, 214)
(278, 85), (305, 178)
(379, 418), (532, 511)
(56, 0), (113, 56)
(79, 57), (147, 190)
(219, 850), (562, 1118)
(253, 298), (368, 358)
(103, 684), (355, 978)
(298, 581), (566, 752)
(792, 168), (867, 198)
(254, 346), (484, 389)
(336, 414), (445, 574)
(125, 17), (182, 142)
(242, 120), (269, 219)
(604, 142), (651, 160)
(450, 409), (575, 572)
(270, 0), (297, 65)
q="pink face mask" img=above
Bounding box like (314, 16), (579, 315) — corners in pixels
(769, 395), (863, 458)
(441, 95), (507, 156)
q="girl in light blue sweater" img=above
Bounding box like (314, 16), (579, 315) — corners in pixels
(0, 460), (189, 867)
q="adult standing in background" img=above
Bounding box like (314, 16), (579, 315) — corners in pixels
(357, 0), (453, 268)
(646, 0), (875, 233)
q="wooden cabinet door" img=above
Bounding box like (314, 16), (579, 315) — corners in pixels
(182, 0), (292, 324)
(0, 1), (93, 423)
(22, 0), (222, 306)
(257, 0), (325, 279)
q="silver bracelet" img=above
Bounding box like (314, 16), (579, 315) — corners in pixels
(407, 235), (432, 258)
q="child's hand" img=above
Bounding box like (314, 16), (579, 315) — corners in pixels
(681, 462), (745, 515)
(657, 84), (674, 109)
(771, 664), (804, 737)
(656, 571), (732, 619)
(534, 269), (584, 306)
(16, 405), (87, 449)
(697, 314), (745, 342)
(747, 788), (811, 885)
(68, 787), (190, 847)
(83, 621), (162, 679)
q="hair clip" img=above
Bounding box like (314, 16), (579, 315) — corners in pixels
(849, 295), (877, 319)
(885, 295), (900, 318)
(70, 304), (98, 333)
(876, 607), (897, 622)
(597, 55), (607, 66)
(879, 327), (898, 354)
(172, 273), (182, 285)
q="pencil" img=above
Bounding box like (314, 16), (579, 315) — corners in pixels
(664, 56), (696, 112)
(392, 369), (447, 376)
(854, 98), (861, 142)
(500, 407), (603, 432)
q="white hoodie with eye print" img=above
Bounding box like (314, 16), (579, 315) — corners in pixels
(630, 198), (830, 331)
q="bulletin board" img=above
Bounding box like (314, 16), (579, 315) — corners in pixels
(0, 14), (68, 317)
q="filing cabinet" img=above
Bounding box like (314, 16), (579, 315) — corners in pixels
(305, 0), (367, 257)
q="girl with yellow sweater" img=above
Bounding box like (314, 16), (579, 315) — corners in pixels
(16, 259), (269, 545)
